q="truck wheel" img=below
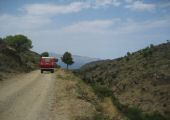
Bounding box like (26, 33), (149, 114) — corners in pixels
(51, 70), (54, 73)
(41, 70), (43, 73)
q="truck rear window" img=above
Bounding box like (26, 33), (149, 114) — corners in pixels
(44, 58), (50, 63)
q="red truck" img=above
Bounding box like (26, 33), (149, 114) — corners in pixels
(40, 57), (55, 73)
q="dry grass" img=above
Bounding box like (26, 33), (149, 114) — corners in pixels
(53, 69), (126, 120)
(51, 69), (96, 120)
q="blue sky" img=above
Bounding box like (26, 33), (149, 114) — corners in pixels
(0, 0), (170, 59)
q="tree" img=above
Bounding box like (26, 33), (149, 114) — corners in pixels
(142, 47), (153, 58)
(61, 52), (74, 69)
(150, 44), (154, 48)
(125, 56), (129, 62)
(0, 37), (4, 44)
(127, 52), (131, 56)
(3, 35), (32, 52)
(41, 52), (49, 57)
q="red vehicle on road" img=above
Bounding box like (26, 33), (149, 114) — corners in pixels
(40, 57), (55, 73)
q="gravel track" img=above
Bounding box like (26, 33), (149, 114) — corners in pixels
(0, 70), (57, 120)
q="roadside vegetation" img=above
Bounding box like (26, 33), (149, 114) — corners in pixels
(0, 34), (40, 80)
(56, 69), (126, 120)
(75, 41), (170, 120)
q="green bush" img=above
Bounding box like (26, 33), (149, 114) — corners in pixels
(150, 44), (154, 49)
(141, 44), (157, 59)
(3, 35), (32, 52)
(111, 95), (124, 111)
(142, 47), (153, 58)
(125, 56), (130, 61)
(0, 37), (4, 44)
(92, 113), (112, 120)
(144, 112), (167, 120)
(124, 107), (143, 120)
(92, 85), (113, 98)
(127, 52), (131, 56)
(74, 113), (112, 120)
(41, 52), (49, 57)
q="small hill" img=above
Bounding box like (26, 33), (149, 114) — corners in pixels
(0, 40), (40, 80)
(78, 42), (170, 119)
(50, 53), (99, 69)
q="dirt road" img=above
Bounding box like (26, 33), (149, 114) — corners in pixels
(0, 70), (123, 120)
(0, 70), (57, 120)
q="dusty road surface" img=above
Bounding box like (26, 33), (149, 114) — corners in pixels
(0, 70), (57, 120)
(0, 69), (124, 120)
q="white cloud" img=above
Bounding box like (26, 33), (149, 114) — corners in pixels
(60, 16), (170, 36)
(0, 1), (121, 35)
(22, 1), (122, 16)
(94, 0), (121, 8)
(62, 19), (116, 33)
(23, 2), (90, 16)
(0, 14), (52, 35)
(125, 1), (156, 11)
(114, 18), (170, 34)
(1, 10), (169, 36)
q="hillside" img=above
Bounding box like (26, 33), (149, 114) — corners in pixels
(0, 40), (40, 80)
(77, 42), (170, 120)
(50, 53), (99, 69)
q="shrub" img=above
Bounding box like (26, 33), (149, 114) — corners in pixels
(41, 52), (49, 57)
(92, 85), (113, 98)
(124, 107), (143, 120)
(150, 44), (154, 49)
(144, 112), (167, 120)
(142, 47), (153, 58)
(125, 56), (130, 61)
(116, 57), (123, 61)
(92, 113), (112, 120)
(74, 113), (112, 120)
(3, 35), (32, 52)
(127, 52), (131, 56)
(0, 38), (4, 44)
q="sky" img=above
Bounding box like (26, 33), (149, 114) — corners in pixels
(0, 0), (170, 59)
